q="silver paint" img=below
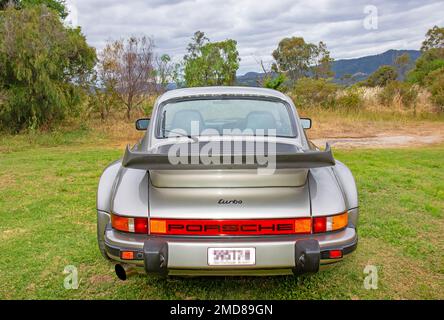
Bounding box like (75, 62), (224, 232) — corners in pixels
(96, 86), (360, 275)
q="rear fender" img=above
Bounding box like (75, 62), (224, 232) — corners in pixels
(308, 167), (347, 216)
(97, 160), (121, 213)
(332, 160), (359, 227)
(96, 160), (121, 258)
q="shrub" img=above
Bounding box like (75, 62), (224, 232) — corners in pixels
(334, 88), (364, 110)
(263, 73), (287, 91)
(291, 77), (338, 108)
(378, 81), (418, 109)
(88, 89), (120, 121)
(424, 67), (444, 111)
(364, 65), (398, 87)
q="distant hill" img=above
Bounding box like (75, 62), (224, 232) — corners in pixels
(236, 49), (421, 86)
(331, 49), (420, 83)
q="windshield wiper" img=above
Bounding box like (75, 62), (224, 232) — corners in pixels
(163, 129), (199, 142)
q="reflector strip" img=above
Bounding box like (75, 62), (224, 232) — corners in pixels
(150, 218), (312, 236)
(328, 250), (343, 259)
(121, 251), (134, 260)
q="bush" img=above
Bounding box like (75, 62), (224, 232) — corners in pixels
(364, 65), (398, 87)
(425, 67), (444, 111)
(407, 48), (444, 85)
(378, 81), (418, 109)
(88, 89), (120, 121)
(334, 88), (364, 110)
(0, 6), (96, 132)
(291, 77), (338, 108)
(263, 73), (287, 91)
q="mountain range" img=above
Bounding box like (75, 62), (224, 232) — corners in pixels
(236, 49), (421, 86)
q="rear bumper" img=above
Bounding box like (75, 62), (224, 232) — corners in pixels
(103, 225), (358, 276)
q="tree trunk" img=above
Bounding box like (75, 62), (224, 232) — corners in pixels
(126, 95), (133, 120)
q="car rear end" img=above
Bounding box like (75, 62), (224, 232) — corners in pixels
(98, 87), (358, 279)
(101, 166), (358, 278)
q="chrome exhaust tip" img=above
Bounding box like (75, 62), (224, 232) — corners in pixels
(115, 264), (136, 281)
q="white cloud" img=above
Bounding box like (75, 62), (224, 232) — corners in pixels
(66, 0), (444, 74)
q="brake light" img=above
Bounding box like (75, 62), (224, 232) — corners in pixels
(111, 214), (148, 234)
(313, 212), (348, 233)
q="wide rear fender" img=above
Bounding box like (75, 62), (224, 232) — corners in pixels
(97, 160), (121, 213)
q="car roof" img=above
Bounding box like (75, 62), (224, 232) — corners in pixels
(156, 86), (292, 105)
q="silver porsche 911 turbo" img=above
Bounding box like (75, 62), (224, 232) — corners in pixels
(97, 86), (358, 279)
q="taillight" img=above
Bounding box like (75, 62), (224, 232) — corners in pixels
(294, 218), (312, 234)
(111, 214), (148, 234)
(313, 212), (348, 233)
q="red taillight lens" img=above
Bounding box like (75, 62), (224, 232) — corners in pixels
(313, 217), (327, 233)
(134, 217), (149, 233)
(313, 212), (348, 233)
(111, 214), (148, 234)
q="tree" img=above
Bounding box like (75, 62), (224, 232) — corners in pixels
(256, 59), (286, 91)
(0, 5), (96, 131)
(312, 41), (334, 79)
(272, 37), (333, 82)
(364, 65), (398, 87)
(98, 36), (157, 119)
(183, 32), (240, 87)
(394, 53), (411, 80)
(424, 67), (444, 111)
(408, 26), (444, 85)
(185, 31), (209, 60)
(421, 25), (444, 52)
(155, 54), (174, 93)
(0, 0), (17, 9)
(0, 0), (67, 18)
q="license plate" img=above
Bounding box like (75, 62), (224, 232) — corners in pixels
(208, 248), (256, 266)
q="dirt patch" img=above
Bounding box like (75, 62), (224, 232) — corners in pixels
(89, 274), (114, 285)
(313, 134), (444, 149)
(0, 228), (28, 241)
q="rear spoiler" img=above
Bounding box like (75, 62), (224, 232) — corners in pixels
(121, 143), (335, 170)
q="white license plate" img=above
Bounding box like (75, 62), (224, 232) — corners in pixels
(208, 248), (256, 266)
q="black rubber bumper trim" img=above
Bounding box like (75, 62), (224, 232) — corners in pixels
(293, 239), (321, 275)
(143, 238), (169, 276)
(104, 243), (144, 260)
(320, 236), (358, 259)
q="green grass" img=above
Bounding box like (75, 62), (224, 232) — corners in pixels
(0, 130), (443, 300)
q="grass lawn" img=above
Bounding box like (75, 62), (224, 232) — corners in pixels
(0, 128), (443, 299)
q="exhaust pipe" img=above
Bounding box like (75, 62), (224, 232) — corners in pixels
(115, 264), (137, 281)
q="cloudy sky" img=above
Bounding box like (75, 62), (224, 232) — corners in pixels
(65, 0), (444, 74)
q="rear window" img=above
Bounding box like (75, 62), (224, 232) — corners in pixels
(157, 98), (296, 138)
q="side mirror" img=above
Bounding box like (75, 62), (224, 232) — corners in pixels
(300, 118), (312, 129)
(135, 118), (150, 131)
